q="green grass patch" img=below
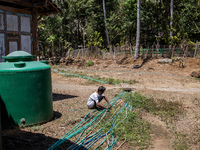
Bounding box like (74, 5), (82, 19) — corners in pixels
(106, 78), (121, 84)
(95, 77), (138, 85)
(97, 101), (151, 149)
(105, 78), (138, 85)
(123, 79), (139, 84)
(124, 92), (184, 123)
(174, 132), (189, 150)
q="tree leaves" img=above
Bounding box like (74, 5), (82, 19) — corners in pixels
(39, 0), (200, 55)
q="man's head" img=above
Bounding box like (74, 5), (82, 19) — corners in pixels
(97, 86), (106, 95)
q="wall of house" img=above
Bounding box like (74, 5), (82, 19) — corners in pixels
(0, 10), (32, 62)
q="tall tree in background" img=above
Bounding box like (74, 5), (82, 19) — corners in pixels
(102, 0), (111, 51)
(169, 0), (173, 54)
(197, 0), (200, 5)
(170, 0), (173, 39)
(134, 0), (141, 60)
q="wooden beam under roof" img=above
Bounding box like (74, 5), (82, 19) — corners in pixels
(0, 0), (33, 8)
(0, 0), (61, 16)
(32, 7), (38, 59)
(0, 5), (31, 14)
(33, 2), (49, 8)
(38, 10), (59, 16)
(48, 1), (61, 14)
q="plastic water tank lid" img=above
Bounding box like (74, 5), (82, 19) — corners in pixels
(2, 51), (35, 60)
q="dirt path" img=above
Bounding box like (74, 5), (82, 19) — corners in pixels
(141, 112), (174, 150)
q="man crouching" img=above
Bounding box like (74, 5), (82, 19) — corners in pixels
(87, 86), (112, 109)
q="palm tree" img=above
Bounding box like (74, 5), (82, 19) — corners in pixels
(102, 0), (111, 51)
(134, 0), (141, 60)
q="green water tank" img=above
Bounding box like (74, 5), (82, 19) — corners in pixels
(0, 51), (53, 128)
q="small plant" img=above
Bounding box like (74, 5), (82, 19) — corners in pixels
(106, 78), (121, 84)
(129, 79), (138, 84)
(107, 78), (114, 84)
(86, 61), (94, 67)
(122, 79), (138, 84)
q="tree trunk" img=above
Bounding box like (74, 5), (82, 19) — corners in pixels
(170, 0), (173, 38)
(59, 0), (62, 57)
(134, 0), (141, 60)
(77, 9), (80, 49)
(169, 0), (173, 56)
(130, 43), (133, 57)
(102, 0), (111, 51)
(165, 0), (170, 27)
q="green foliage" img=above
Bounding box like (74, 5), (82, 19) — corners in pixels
(177, 0), (200, 42)
(106, 78), (120, 84)
(39, 0), (200, 55)
(86, 61), (94, 67)
(87, 31), (103, 48)
(47, 35), (56, 43)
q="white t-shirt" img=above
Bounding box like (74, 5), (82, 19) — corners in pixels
(87, 92), (105, 108)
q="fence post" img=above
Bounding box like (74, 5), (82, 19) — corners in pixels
(151, 44), (154, 58)
(82, 45), (84, 58)
(194, 41), (198, 58)
(114, 47), (116, 59)
(130, 43), (133, 57)
(124, 45), (126, 57)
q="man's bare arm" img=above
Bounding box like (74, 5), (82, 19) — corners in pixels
(96, 103), (108, 109)
(104, 96), (112, 107)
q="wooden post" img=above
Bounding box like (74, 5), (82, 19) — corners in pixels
(38, 27), (40, 60)
(4, 12), (8, 55)
(114, 46), (115, 59)
(130, 43), (133, 57)
(194, 41), (198, 58)
(82, 44), (83, 58)
(32, 8), (38, 60)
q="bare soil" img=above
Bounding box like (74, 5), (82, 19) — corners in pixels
(2, 57), (200, 150)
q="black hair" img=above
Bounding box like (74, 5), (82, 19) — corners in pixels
(98, 86), (106, 93)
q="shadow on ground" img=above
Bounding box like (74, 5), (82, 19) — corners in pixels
(53, 93), (78, 101)
(2, 130), (87, 150)
(51, 111), (62, 121)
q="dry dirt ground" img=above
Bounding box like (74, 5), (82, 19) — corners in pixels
(2, 57), (200, 150)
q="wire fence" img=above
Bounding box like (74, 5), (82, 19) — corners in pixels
(69, 43), (200, 59)
(38, 43), (200, 64)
